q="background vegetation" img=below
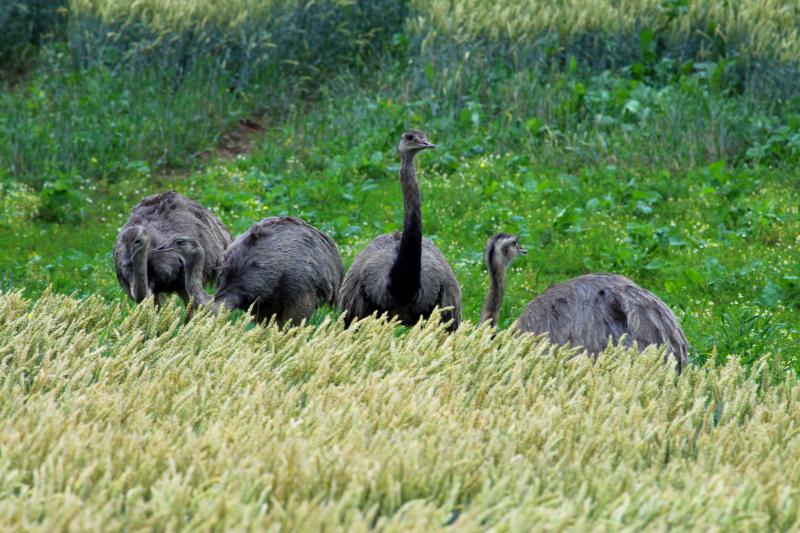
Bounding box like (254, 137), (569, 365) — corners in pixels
(2, 0), (799, 370)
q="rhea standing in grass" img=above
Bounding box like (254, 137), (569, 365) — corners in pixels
(154, 216), (344, 326)
(338, 130), (461, 331)
(480, 233), (689, 372)
(113, 190), (232, 306)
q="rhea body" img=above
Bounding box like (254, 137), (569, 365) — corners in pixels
(155, 216), (344, 326)
(113, 190), (232, 305)
(480, 233), (689, 372)
(338, 130), (461, 331)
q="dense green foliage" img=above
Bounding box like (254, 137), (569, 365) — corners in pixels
(0, 0), (65, 71)
(1, 0), (799, 371)
(3, 0), (800, 188)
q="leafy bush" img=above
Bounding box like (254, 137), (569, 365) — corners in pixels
(37, 172), (87, 223)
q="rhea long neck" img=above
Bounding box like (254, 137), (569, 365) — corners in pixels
(130, 243), (151, 302)
(388, 152), (422, 305)
(183, 250), (211, 306)
(479, 257), (506, 327)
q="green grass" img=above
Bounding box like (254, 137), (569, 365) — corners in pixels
(2, 86), (799, 370)
(2, 61), (800, 372)
(0, 291), (798, 530)
(0, 58), (243, 189)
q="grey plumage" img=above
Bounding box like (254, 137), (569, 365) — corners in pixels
(211, 216), (344, 326)
(481, 233), (689, 372)
(149, 235), (212, 319)
(113, 190), (232, 305)
(338, 130), (461, 331)
(339, 233), (462, 329)
(479, 233), (528, 328)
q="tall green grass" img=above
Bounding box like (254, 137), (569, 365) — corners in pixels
(63, 0), (800, 65)
(66, 0), (407, 87)
(3, 0), (800, 191)
(0, 56), (241, 190)
(0, 0), (66, 71)
(3, 57), (798, 191)
(0, 290), (798, 530)
(59, 0), (800, 98)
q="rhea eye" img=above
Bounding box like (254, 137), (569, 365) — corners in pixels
(405, 133), (414, 141)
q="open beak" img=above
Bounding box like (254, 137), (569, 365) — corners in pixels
(518, 247), (528, 255)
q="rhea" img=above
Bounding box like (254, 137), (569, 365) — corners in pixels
(154, 216), (344, 326)
(113, 190), (232, 306)
(480, 233), (689, 372)
(338, 130), (461, 331)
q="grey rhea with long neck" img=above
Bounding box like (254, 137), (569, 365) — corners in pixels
(388, 151), (423, 305)
(337, 129), (462, 331)
(387, 130), (435, 305)
(479, 251), (505, 327)
(479, 232), (688, 372)
(480, 233), (527, 327)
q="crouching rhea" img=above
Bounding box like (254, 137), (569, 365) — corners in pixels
(153, 216), (344, 326)
(113, 190), (232, 306)
(480, 233), (689, 372)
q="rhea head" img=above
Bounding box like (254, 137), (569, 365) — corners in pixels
(151, 235), (203, 264)
(397, 129), (436, 160)
(485, 233), (528, 274)
(119, 226), (151, 257)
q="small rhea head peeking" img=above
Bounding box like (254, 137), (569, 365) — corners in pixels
(486, 233), (527, 271)
(120, 226), (151, 254)
(118, 225), (154, 303)
(397, 129), (436, 159)
(479, 232), (527, 328)
(152, 235), (202, 258)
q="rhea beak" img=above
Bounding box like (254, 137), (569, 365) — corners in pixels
(151, 245), (174, 255)
(419, 140), (437, 149)
(518, 247), (528, 255)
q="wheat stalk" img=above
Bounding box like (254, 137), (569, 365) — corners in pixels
(0, 290), (797, 530)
